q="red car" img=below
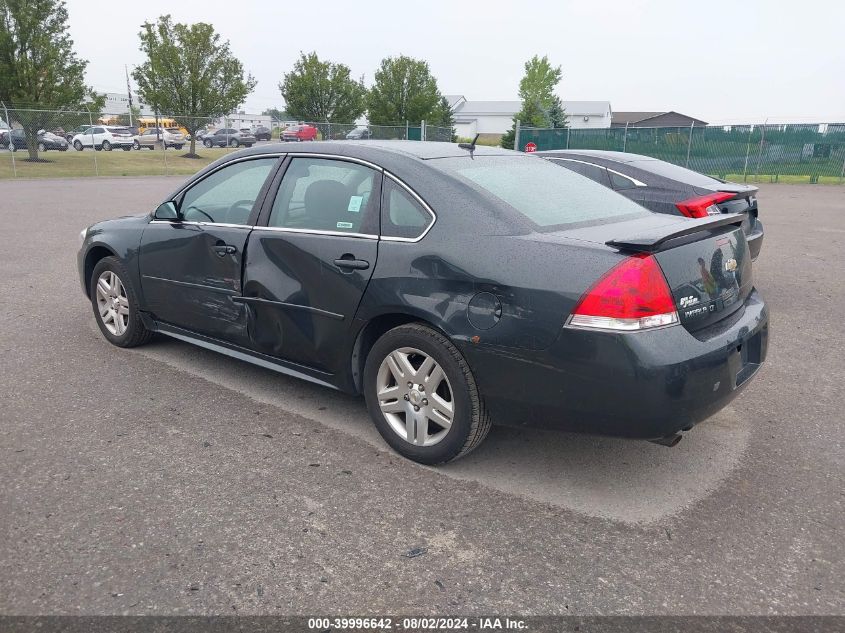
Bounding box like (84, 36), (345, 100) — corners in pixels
(282, 124), (318, 142)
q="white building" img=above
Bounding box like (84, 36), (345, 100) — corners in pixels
(101, 92), (154, 116)
(215, 112), (273, 131)
(446, 95), (612, 137)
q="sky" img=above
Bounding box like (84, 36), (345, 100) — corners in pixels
(63, 0), (845, 124)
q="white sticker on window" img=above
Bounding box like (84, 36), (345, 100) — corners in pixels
(337, 221), (354, 229)
(347, 195), (363, 212)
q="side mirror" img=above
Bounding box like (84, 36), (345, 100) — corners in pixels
(154, 201), (179, 220)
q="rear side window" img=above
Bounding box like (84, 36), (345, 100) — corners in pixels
(381, 178), (433, 239)
(608, 171), (639, 190)
(628, 159), (724, 187)
(549, 159), (611, 187)
(432, 156), (648, 230)
(268, 157), (380, 234)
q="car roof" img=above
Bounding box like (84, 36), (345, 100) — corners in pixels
(226, 140), (512, 162)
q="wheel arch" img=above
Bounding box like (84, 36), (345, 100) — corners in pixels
(83, 244), (118, 298)
(350, 312), (451, 394)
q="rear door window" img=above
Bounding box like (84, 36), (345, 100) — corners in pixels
(381, 178), (433, 239)
(268, 157), (380, 234)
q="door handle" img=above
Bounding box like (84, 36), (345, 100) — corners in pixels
(214, 243), (237, 256)
(334, 257), (369, 271)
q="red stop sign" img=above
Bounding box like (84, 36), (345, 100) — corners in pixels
(524, 142), (537, 153)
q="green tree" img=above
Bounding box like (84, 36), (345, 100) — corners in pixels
(132, 15), (256, 156)
(0, 0), (97, 160)
(501, 55), (564, 149)
(428, 95), (456, 141)
(280, 52), (367, 123)
(116, 105), (142, 128)
(367, 56), (442, 125)
(262, 107), (289, 121)
(547, 95), (568, 129)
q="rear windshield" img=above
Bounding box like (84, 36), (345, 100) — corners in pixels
(431, 155), (649, 230)
(627, 159), (725, 187)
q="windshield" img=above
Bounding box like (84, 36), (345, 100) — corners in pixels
(431, 155), (650, 230)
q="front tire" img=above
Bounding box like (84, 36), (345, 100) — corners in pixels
(204, 139), (213, 148)
(90, 257), (153, 348)
(38, 142), (46, 152)
(363, 323), (492, 464)
(74, 140), (83, 151)
(133, 140), (140, 150)
(102, 140), (112, 151)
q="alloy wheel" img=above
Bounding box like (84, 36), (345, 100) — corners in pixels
(376, 347), (455, 446)
(95, 271), (129, 336)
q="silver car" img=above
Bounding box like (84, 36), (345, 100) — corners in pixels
(133, 127), (185, 150)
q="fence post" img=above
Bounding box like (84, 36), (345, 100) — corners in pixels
(622, 121), (629, 152)
(405, 120), (409, 140)
(754, 119), (767, 183)
(421, 120), (426, 141)
(566, 126), (571, 149)
(2, 102), (16, 177)
(86, 106), (99, 177)
(839, 152), (845, 184)
(742, 125), (753, 183)
(685, 121), (694, 168)
(515, 120), (521, 151)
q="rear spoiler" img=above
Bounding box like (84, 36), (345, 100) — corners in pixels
(606, 214), (745, 253)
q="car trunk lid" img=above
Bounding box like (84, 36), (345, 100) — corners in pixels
(564, 214), (753, 332)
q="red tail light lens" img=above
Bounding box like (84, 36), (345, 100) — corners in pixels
(569, 254), (679, 331)
(675, 191), (735, 218)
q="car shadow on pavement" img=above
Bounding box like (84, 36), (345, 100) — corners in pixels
(133, 335), (751, 525)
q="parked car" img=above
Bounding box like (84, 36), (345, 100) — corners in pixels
(539, 150), (764, 260)
(1, 128), (69, 151)
(282, 124), (318, 142)
(77, 141), (768, 464)
(133, 127), (185, 150)
(254, 126), (272, 141)
(202, 128), (256, 148)
(345, 126), (371, 140)
(71, 126), (135, 151)
(65, 125), (91, 142)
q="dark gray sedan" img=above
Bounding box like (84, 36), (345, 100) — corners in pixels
(202, 128), (256, 148)
(77, 141), (768, 464)
(539, 150), (764, 260)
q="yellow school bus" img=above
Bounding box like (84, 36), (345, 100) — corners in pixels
(137, 117), (189, 137)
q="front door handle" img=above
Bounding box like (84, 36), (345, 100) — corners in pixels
(334, 256), (370, 271)
(214, 243), (237, 256)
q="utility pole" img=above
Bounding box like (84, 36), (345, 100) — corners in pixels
(125, 65), (134, 127)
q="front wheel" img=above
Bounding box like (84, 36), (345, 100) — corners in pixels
(204, 139), (213, 148)
(90, 257), (153, 348)
(133, 140), (140, 150)
(363, 323), (492, 464)
(38, 142), (46, 152)
(102, 140), (112, 151)
(74, 140), (83, 151)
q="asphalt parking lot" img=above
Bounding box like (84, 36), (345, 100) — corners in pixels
(0, 177), (842, 615)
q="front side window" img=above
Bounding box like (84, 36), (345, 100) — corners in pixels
(179, 158), (277, 225)
(381, 178), (433, 239)
(268, 157), (379, 234)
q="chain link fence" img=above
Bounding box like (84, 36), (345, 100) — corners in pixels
(0, 105), (456, 179)
(515, 122), (845, 184)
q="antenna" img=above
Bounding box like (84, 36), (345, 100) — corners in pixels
(458, 133), (480, 158)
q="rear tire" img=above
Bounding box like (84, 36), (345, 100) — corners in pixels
(102, 140), (112, 151)
(363, 323), (492, 464)
(133, 140), (140, 150)
(229, 139), (239, 148)
(204, 139), (213, 148)
(90, 257), (153, 348)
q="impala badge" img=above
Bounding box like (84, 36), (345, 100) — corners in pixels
(725, 258), (738, 272)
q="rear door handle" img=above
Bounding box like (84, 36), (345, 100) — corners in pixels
(214, 243), (237, 256)
(334, 258), (369, 270)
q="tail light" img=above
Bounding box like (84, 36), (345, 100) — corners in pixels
(568, 254), (678, 331)
(675, 192), (735, 218)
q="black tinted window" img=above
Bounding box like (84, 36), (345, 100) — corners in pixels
(268, 158), (379, 234)
(608, 171), (638, 190)
(381, 179), (432, 239)
(628, 159), (723, 187)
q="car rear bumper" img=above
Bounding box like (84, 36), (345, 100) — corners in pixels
(459, 288), (769, 440)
